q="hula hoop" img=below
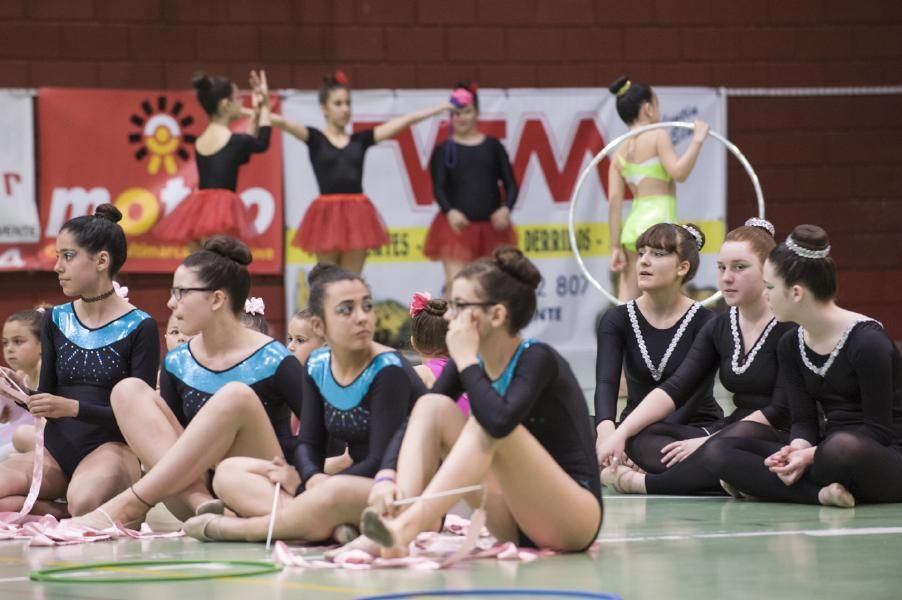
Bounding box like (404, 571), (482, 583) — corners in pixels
(30, 559), (281, 584)
(567, 121), (765, 307)
(359, 590), (621, 600)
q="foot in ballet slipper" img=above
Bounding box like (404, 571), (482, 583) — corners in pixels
(194, 499), (225, 516)
(818, 483), (855, 508)
(600, 466), (619, 488)
(360, 508), (408, 558)
(611, 467), (646, 495)
(324, 534), (381, 561)
(182, 513), (223, 542)
(332, 524), (360, 545)
(719, 480), (757, 500)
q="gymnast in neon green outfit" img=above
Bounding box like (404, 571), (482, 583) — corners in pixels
(607, 76), (710, 301)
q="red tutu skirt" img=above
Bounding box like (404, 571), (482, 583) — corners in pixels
(423, 213), (518, 262)
(292, 194), (390, 253)
(154, 189), (254, 243)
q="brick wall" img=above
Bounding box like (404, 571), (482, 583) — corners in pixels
(1, 0), (900, 339)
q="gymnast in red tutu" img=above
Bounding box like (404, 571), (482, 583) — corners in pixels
(276, 71), (451, 273)
(154, 70), (271, 247)
(423, 82), (519, 293)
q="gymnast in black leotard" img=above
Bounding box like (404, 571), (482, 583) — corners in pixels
(278, 71), (452, 274)
(597, 219), (796, 494)
(424, 81), (519, 292)
(357, 247), (601, 556)
(155, 70), (271, 245)
(75, 237), (307, 529)
(594, 223), (723, 466)
(179, 264), (425, 543)
(704, 225), (902, 507)
(0, 205), (159, 518)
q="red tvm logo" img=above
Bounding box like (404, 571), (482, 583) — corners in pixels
(354, 115), (613, 206)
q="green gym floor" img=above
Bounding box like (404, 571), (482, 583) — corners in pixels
(1, 493), (900, 599)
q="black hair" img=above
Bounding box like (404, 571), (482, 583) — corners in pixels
(411, 298), (449, 356)
(192, 72), (234, 116)
(181, 236), (253, 315)
(608, 76), (654, 124)
(767, 224), (837, 301)
(318, 71), (350, 106)
(453, 80), (479, 111)
(307, 263), (368, 324)
(635, 223), (706, 284)
(60, 203), (128, 277)
(455, 246), (542, 334)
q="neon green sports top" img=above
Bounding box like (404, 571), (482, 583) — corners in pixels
(618, 155), (671, 186)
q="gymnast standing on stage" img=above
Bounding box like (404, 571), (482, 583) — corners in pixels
(705, 225), (902, 507)
(278, 71), (452, 273)
(424, 82), (519, 293)
(594, 223), (723, 468)
(597, 219), (795, 494)
(75, 236), (304, 528)
(155, 71), (271, 246)
(606, 77), (710, 301)
(181, 264), (425, 543)
(358, 247), (601, 556)
(0, 205), (159, 518)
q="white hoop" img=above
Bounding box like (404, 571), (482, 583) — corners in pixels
(567, 121), (765, 307)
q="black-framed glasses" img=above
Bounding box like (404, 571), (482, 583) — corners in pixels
(170, 287), (215, 301)
(447, 300), (495, 315)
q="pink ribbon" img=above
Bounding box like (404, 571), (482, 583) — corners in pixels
(409, 291), (432, 318)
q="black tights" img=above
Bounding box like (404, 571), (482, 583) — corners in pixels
(629, 421), (786, 495)
(704, 430), (902, 504)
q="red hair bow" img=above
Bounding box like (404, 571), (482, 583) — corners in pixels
(409, 291), (432, 318)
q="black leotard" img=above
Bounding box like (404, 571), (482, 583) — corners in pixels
(196, 127), (271, 191)
(626, 311), (794, 486)
(705, 321), (902, 504)
(429, 137), (518, 221)
(38, 303), (159, 478)
(306, 127), (375, 194)
(293, 348), (426, 483)
(594, 301), (722, 427)
(159, 339), (304, 454)
(433, 340), (601, 500)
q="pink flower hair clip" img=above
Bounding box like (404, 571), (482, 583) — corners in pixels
(409, 291), (432, 318)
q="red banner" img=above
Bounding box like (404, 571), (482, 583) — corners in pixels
(27, 88), (283, 274)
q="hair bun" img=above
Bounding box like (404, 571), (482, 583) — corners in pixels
(608, 76), (629, 96)
(424, 298), (448, 317)
(493, 246), (541, 291)
(192, 72), (212, 92)
(203, 235), (252, 266)
(681, 223), (706, 251)
(94, 203), (123, 224)
(788, 224), (830, 252)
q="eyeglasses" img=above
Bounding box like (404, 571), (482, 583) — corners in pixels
(170, 287), (214, 301)
(447, 300), (495, 316)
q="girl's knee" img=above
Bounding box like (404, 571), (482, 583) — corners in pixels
(209, 382), (259, 412)
(111, 377), (154, 411)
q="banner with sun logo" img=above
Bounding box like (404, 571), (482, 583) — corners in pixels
(33, 88), (284, 274)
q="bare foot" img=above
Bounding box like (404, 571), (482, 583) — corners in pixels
(818, 483), (855, 508)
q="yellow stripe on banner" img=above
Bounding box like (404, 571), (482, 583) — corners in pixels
(285, 220), (725, 264)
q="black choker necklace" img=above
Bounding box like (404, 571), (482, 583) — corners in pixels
(81, 289), (116, 303)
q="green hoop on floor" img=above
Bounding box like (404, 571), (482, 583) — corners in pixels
(30, 559), (281, 584)
(567, 120), (765, 307)
(359, 591), (622, 599)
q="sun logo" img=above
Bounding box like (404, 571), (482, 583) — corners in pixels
(128, 97), (196, 176)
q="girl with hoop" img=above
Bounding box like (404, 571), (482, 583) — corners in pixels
(597, 219), (796, 494)
(704, 225), (902, 507)
(0, 205), (159, 519)
(358, 247), (601, 556)
(278, 71), (452, 274)
(155, 71), (271, 247)
(180, 264), (426, 543)
(606, 77), (710, 301)
(424, 82), (519, 293)
(74, 237), (305, 528)
(594, 223), (723, 468)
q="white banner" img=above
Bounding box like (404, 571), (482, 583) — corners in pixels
(282, 87), (727, 388)
(0, 90), (39, 243)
